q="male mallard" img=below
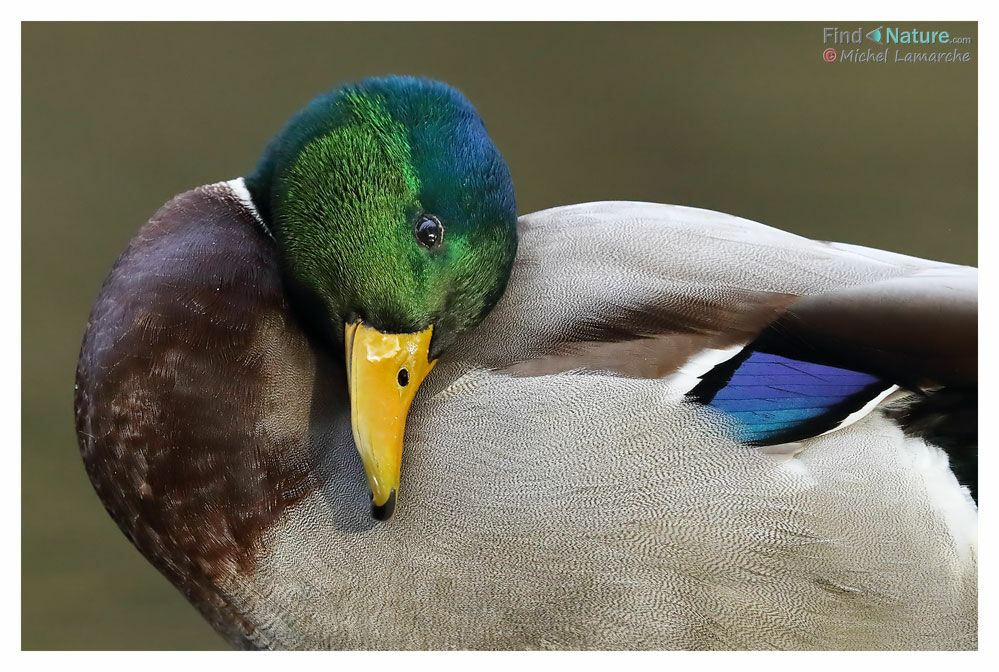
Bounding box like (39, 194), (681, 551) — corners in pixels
(75, 76), (977, 650)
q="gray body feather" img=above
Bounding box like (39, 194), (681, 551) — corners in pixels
(76, 187), (978, 650)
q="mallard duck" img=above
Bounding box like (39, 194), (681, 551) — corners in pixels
(75, 76), (977, 650)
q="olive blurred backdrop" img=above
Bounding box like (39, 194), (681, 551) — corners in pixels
(22, 22), (977, 649)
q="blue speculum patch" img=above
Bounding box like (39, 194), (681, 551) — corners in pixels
(702, 352), (885, 444)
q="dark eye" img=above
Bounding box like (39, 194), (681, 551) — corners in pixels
(397, 368), (410, 387)
(414, 214), (443, 249)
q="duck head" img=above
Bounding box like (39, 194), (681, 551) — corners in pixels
(244, 76), (518, 520)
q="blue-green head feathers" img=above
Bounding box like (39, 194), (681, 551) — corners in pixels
(245, 76), (517, 356)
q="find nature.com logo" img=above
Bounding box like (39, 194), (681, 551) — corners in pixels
(821, 25), (973, 64)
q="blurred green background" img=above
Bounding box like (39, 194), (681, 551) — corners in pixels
(22, 22), (977, 650)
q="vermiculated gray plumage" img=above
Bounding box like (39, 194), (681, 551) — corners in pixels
(76, 185), (977, 650)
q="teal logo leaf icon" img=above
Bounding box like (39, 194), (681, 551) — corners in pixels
(866, 27), (883, 43)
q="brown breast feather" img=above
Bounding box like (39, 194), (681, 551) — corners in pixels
(74, 183), (333, 647)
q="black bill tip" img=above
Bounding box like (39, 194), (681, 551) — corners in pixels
(371, 490), (397, 521)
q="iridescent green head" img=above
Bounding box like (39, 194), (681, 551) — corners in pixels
(246, 76), (518, 358)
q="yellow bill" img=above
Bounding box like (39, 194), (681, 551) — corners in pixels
(344, 321), (436, 520)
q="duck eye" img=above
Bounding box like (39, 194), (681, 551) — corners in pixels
(398, 368), (410, 387)
(414, 215), (443, 249)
